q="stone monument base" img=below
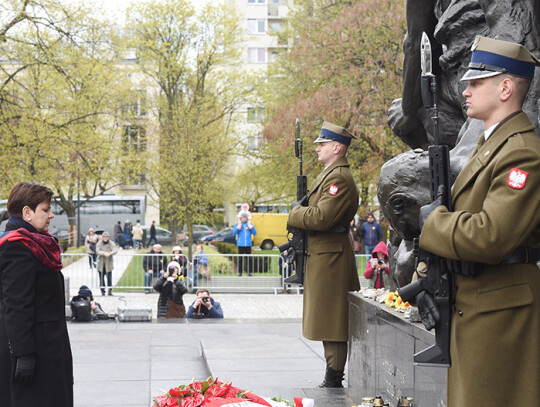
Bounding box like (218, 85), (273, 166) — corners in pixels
(348, 292), (447, 406)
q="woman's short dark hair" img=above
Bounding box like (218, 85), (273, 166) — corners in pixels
(7, 182), (53, 217)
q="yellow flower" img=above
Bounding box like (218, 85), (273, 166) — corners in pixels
(385, 292), (396, 306)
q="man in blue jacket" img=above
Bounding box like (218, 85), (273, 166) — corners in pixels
(186, 289), (224, 319)
(360, 213), (382, 255)
(232, 211), (257, 276)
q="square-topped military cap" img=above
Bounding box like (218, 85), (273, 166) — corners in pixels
(461, 35), (540, 81)
(313, 121), (357, 146)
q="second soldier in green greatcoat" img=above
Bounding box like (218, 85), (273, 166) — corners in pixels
(287, 121), (360, 388)
(418, 36), (540, 406)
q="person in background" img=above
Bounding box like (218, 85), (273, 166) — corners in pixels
(71, 285), (106, 318)
(96, 231), (118, 296)
(364, 241), (390, 289)
(132, 222), (144, 250)
(349, 218), (362, 255)
(146, 220), (158, 247)
(233, 212), (257, 276)
(113, 221), (123, 244)
(190, 244), (208, 288)
(170, 245), (188, 277)
(186, 289), (224, 319)
(360, 213), (383, 255)
(237, 203), (253, 223)
(0, 181), (73, 407)
(143, 243), (168, 293)
(123, 220), (132, 249)
(153, 261), (188, 318)
(85, 228), (98, 270)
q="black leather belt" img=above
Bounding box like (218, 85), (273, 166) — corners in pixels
(502, 247), (540, 264)
(308, 225), (348, 235)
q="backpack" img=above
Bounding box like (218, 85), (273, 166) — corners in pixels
(70, 297), (92, 322)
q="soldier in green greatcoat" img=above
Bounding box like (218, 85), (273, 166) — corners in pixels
(418, 36), (540, 406)
(288, 121), (360, 387)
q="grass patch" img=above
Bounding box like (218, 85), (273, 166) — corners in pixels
(115, 255), (144, 291)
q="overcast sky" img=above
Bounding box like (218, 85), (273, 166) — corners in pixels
(92, 0), (221, 19)
(82, 0), (221, 28)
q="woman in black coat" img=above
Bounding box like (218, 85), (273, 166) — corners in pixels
(0, 182), (73, 407)
(153, 261), (188, 318)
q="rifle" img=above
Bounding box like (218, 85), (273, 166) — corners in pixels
(278, 119), (308, 285)
(397, 32), (453, 367)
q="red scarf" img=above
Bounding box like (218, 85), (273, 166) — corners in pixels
(0, 228), (62, 272)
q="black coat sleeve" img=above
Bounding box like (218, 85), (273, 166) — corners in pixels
(0, 242), (38, 356)
(174, 279), (188, 296)
(153, 276), (166, 292)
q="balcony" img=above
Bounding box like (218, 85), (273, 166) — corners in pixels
(268, 4), (278, 17)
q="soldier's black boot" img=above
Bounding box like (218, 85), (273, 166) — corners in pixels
(318, 366), (344, 388)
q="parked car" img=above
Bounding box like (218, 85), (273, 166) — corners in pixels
(140, 225), (173, 246)
(198, 227), (236, 245)
(182, 224), (214, 245)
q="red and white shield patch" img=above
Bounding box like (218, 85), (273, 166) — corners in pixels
(328, 184), (339, 196)
(507, 168), (528, 189)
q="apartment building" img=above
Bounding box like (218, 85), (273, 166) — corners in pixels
(225, 0), (290, 152)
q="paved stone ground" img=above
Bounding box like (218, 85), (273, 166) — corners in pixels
(68, 293), (362, 407)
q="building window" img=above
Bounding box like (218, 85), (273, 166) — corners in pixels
(247, 134), (262, 151)
(247, 107), (265, 123)
(247, 19), (266, 34)
(124, 125), (146, 152)
(122, 90), (147, 117)
(123, 125), (146, 153)
(122, 125), (146, 186)
(269, 21), (282, 32)
(247, 48), (267, 63)
(248, 0), (266, 3)
(269, 49), (279, 63)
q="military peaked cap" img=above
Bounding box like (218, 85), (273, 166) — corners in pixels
(314, 121), (356, 146)
(461, 35), (540, 81)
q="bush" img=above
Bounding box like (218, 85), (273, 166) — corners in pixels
(213, 260), (232, 274)
(59, 239), (69, 252)
(216, 242), (238, 254)
(213, 243), (281, 275)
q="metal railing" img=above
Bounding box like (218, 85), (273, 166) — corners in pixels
(190, 253), (285, 293)
(61, 252), (287, 295)
(61, 252), (373, 296)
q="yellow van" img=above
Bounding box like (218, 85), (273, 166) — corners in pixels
(251, 213), (289, 250)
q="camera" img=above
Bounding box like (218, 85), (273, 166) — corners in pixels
(202, 297), (209, 303)
(192, 312), (206, 319)
(377, 259), (384, 265)
(168, 267), (177, 273)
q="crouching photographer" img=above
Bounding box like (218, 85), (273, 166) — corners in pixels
(70, 285), (116, 321)
(186, 289), (223, 319)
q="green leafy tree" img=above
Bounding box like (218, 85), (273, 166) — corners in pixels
(0, 1), (139, 244)
(257, 0), (408, 214)
(126, 0), (256, 253)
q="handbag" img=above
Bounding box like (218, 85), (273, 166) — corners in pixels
(166, 300), (186, 318)
(198, 264), (210, 279)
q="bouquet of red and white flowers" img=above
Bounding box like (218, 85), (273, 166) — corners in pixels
(153, 377), (310, 407)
